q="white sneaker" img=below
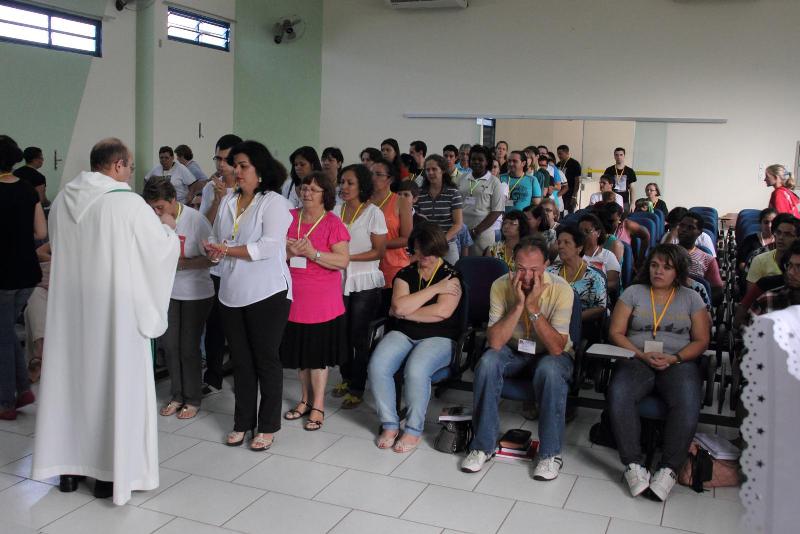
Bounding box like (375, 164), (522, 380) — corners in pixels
(533, 456), (563, 481)
(624, 463), (651, 497)
(649, 467), (677, 501)
(461, 450), (490, 473)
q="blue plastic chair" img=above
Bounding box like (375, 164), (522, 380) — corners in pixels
(621, 240), (634, 288)
(651, 209), (665, 238)
(690, 206), (719, 238)
(628, 212), (659, 248)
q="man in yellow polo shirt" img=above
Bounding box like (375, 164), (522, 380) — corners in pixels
(746, 213), (799, 291)
(461, 235), (575, 481)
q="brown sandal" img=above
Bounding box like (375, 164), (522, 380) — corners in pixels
(304, 408), (324, 431)
(160, 401), (182, 417)
(284, 401), (312, 420)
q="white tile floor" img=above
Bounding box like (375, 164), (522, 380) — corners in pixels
(0, 374), (747, 534)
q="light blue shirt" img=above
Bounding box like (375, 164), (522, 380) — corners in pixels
(499, 173), (541, 211)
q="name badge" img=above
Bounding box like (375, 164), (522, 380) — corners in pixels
(644, 340), (664, 354)
(290, 256), (307, 269)
(518, 338), (536, 354)
(505, 199), (515, 207)
(464, 197), (477, 207)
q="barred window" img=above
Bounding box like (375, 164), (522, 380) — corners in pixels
(0, 1), (101, 56)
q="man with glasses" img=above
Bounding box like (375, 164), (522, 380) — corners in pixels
(749, 240), (800, 317)
(746, 213), (800, 292)
(677, 213), (723, 304)
(198, 134), (242, 396)
(462, 235), (575, 481)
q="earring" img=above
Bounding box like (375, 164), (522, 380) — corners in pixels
(258, 177), (262, 183)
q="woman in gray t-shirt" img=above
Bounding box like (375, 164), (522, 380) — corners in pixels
(607, 245), (710, 502)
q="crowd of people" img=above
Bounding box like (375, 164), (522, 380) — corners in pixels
(1, 132), (798, 506)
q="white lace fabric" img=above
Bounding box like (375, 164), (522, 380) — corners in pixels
(741, 306), (800, 533)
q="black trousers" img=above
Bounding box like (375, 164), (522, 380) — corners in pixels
(203, 275), (227, 388)
(341, 288), (382, 395)
(162, 297), (214, 406)
(220, 290), (290, 434)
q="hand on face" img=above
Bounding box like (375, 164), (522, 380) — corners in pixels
(524, 271), (545, 313)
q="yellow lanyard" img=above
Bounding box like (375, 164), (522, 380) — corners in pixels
(175, 202), (183, 225)
(418, 258), (443, 291)
(377, 191), (393, 209)
(561, 261), (585, 284)
(296, 209), (326, 239)
(615, 166), (624, 179)
(468, 179), (481, 195)
(508, 175), (524, 194)
(650, 286), (676, 338)
(231, 195), (254, 240)
(521, 312), (532, 339)
(341, 202), (364, 228)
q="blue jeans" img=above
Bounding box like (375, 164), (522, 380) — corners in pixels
(368, 330), (453, 436)
(0, 288), (34, 410)
(469, 345), (573, 459)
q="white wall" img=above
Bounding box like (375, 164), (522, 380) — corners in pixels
(61, 0), (137, 188)
(152, 0), (234, 177)
(320, 0), (800, 213)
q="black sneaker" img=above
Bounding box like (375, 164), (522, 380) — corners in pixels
(202, 383), (222, 397)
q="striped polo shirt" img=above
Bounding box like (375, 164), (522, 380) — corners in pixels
(416, 186), (463, 232)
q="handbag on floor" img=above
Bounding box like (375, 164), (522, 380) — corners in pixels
(678, 441), (740, 491)
(434, 420), (473, 454)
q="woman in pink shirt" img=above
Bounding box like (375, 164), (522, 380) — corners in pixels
(281, 172), (350, 431)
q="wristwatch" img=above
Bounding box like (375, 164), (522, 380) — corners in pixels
(314, 250), (321, 262)
(674, 353), (683, 364)
(528, 312), (542, 323)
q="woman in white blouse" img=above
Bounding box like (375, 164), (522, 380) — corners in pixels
(331, 164), (388, 408)
(204, 140), (293, 452)
(144, 178), (214, 420)
(578, 213), (621, 294)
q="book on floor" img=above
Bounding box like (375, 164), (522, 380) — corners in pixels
(694, 432), (741, 460)
(495, 440), (539, 462)
(498, 428), (532, 450)
(438, 406), (472, 422)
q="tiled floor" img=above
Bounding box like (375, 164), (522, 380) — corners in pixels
(1, 373), (746, 534)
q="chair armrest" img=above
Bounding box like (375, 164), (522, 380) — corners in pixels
(702, 351), (716, 407)
(367, 317), (388, 351)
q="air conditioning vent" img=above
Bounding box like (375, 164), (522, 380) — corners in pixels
(386, 0), (468, 9)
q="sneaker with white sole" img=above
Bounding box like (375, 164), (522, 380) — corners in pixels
(461, 450), (490, 473)
(533, 456), (563, 481)
(624, 463), (651, 497)
(649, 467), (677, 501)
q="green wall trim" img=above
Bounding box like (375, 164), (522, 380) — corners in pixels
(234, 0), (323, 162)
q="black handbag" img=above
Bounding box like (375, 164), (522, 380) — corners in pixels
(434, 420), (473, 454)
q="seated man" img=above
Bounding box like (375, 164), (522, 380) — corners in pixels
(461, 235), (574, 480)
(750, 240), (800, 317)
(746, 213), (800, 293)
(676, 212), (723, 304)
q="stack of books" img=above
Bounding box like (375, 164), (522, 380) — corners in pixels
(694, 432), (741, 460)
(438, 406), (472, 422)
(494, 429), (539, 462)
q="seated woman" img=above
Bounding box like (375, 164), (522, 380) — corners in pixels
(368, 222), (463, 453)
(578, 213), (621, 294)
(597, 202), (650, 264)
(634, 198), (653, 213)
(483, 209), (529, 270)
(523, 204), (556, 247)
(644, 182), (668, 218)
(607, 244), (710, 502)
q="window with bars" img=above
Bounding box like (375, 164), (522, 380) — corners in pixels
(0, 1), (100, 56)
(167, 7), (229, 52)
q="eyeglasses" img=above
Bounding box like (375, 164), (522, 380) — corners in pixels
(300, 186), (324, 194)
(212, 156), (223, 162)
(372, 172), (389, 178)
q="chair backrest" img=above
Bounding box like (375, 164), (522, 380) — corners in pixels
(696, 244), (713, 256)
(735, 209), (761, 243)
(628, 212), (659, 248)
(701, 228), (717, 253)
(651, 209), (665, 237)
(569, 288), (582, 351)
(689, 274), (712, 303)
(454, 256), (509, 327)
(621, 240), (634, 288)
(563, 208), (589, 227)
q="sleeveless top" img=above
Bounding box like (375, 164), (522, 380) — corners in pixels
(378, 192), (410, 288)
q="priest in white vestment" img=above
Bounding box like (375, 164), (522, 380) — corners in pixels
(32, 138), (180, 505)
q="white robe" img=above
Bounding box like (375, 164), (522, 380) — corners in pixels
(32, 171), (179, 505)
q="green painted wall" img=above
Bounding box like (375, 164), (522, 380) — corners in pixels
(135, 1), (156, 192)
(0, 0), (106, 193)
(233, 0), (323, 162)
